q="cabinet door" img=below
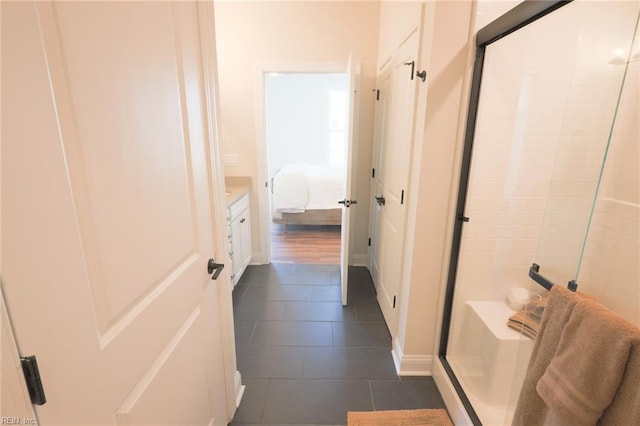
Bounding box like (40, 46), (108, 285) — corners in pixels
(230, 215), (243, 282)
(240, 207), (252, 268)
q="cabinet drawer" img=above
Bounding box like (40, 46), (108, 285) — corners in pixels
(228, 193), (249, 220)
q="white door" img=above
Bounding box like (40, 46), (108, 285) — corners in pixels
(370, 32), (420, 331)
(369, 71), (391, 291)
(2, 2), (231, 425)
(1, 286), (36, 420)
(340, 54), (360, 305)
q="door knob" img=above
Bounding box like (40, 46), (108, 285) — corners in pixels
(375, 196), (385, 206)
(207, 258), (225, 280)
(338, 199), (358, 208)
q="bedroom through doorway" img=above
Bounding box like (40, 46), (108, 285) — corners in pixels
(265, 72), (348, 265)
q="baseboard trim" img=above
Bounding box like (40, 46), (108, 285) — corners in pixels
(351, 254), (369, 267)
(234, 370), (245, 408)
(391, 337), (433, 376)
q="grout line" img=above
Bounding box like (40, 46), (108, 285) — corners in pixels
(369, 380), (376, 411)
(300, 345), (307, 378)
(331, 318), (335, 346)
(259, 378), (272, 423)
(247, 320), (259, 344)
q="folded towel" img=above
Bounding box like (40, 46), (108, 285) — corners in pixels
(508, 296), (548, 339)
(508, 312), (540, 339)
(598, 337), (640, 424)
(512, 286), (582, 426)
(536, 300), (640, 425)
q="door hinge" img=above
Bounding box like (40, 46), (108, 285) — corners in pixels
(371, 168), (375, 178)
(393, 296), (396, 308)
(401, 190), (405, 205)
(21, 355), (46, 405)
(368, 237), (371, 247)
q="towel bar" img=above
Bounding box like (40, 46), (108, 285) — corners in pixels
(529, 263), (578, 292)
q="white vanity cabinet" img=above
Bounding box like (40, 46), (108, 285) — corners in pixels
(227, 192), (252, 285)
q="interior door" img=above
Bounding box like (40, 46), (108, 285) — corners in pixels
(369, 70), (391, 292)
(1, 286), (36, 420)
(340, 54), (360, 305)
(371, 31), (420, 332)
(2, 2), (229, 424)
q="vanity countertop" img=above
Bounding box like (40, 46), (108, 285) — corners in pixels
(225, 185), (250, 206)
(225, 176), (251, 206)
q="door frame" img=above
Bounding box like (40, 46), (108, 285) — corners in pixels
(196, 2), (245, 416)
(254, 61), (356, 265)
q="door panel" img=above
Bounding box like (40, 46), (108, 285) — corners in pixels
(231, 216), (243, 280)
(371, 31), (420, 332)
(340, 54), (359, 305)
(240, 211), (253, 267)
(370, 72), (391, 291)
(40, 1), (201, 332)
(2, 2), (228, 424)
(114, 309), (212, 425)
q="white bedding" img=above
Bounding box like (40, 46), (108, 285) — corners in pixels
(271, 163), (345, 215)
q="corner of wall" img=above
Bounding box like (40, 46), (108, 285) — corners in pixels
(392, 336), (434, 376)
(396, 0), (477, 363)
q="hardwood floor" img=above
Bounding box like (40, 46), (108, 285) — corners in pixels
(270, 223), (341, 264)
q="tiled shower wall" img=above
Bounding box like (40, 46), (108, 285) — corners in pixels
(578, 39), (640, 326)
(453, 3), (639, 307)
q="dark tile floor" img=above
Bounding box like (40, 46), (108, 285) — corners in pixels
(229, 263), (446, 425)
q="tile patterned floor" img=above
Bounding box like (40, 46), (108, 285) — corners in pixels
(229, 263), (446, 425)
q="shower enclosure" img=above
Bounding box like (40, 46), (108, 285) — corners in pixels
(439, 1), (640, 424)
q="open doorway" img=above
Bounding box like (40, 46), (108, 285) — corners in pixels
(264, 72), (348, 265)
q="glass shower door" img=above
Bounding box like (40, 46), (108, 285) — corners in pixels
(442, 1), (640, 424)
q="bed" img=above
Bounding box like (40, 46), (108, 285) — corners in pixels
(270, 163), (344, 231)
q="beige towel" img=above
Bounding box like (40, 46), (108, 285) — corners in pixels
(508, 296), (549, 339)
(512, 286), (582, 426)
(598, 337), (640, 424)
(508, 312), (538, 339)
(536, 300), (640, 425)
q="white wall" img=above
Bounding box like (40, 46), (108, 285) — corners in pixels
(405, 0), (478, 359)
(382, 0), (477, 375)
(213, 1), (380, 264)
(377, 2), (423, 68)
(578, 30), (640, 326)
(474, 0), (520, 31)
(265, 73), (347, 178)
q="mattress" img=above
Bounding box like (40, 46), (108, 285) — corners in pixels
(271, 163), (345, 218)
